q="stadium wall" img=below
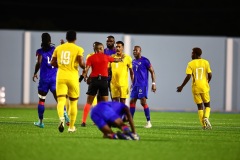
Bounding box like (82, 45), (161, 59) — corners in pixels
(0, 29), (239, 112)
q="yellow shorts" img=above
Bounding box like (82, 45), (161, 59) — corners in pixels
(110, 84), (129, 99)
(56, 79), (80, 98)
(192, 92), (210, 104)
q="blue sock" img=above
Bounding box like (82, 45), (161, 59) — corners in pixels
(38, 104), (45, 120)
(143, 105), (150, 121)
(130, 103), (136, 118)
(122, 125), (130, 133)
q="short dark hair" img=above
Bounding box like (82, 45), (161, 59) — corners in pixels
(93, 41), (101, 47)
(192, 47), (202, 56)
(94, 42), (104, 52)
(116, 41), (124, 46)
(66, 30), (76, 42)
(107, 35), (115, 39)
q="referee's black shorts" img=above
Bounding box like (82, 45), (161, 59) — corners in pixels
(86, 76), (109, 96)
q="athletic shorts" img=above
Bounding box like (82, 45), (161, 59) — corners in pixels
(56, 79), (80, 98)
(86, 77), (108, 96)
(90, 103), (120, 129)
(130, 86), (148, 99)
(110, 84), (129, 99)
(38, 78), (56, 93)
(192, 92), (210, 104)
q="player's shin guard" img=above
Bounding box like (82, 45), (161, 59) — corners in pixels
(38, 101), (45, 120)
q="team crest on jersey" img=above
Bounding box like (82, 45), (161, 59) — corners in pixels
(138, 62), (141, 65)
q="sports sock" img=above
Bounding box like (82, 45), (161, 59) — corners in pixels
(130, 103), (136, 118)
(57, 96), (66, 119)
(143, 104), (150, 121)
(82, 103), (91, 123)
(204, 107), (211, 119)
(121, 125), (130, 133)
(69, 100), (78, 128)
(65, 97), (70, 112)
(64, 100), (69, 121)
(64, 109), (68, 118)
(198, 110), (204, 126)
(38, 101), (45, 122)
(92, 97), (97, 107)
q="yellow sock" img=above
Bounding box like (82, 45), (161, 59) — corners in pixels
(69, 100), (78, 128)
(204, 107), (211, 118)
(198, 110), (204, 126)
(57, 96), (66, 120)
(92, 96), (97, 107)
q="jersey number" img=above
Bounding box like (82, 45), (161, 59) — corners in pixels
(135, 65), (138, 71)
(60, 51), (70, 65)
(196, 67), (203, 80)
(47, 56), (54, 68)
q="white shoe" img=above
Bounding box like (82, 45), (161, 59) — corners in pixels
(204, 118), (212, 130)
(144, 121), (152, 128)
(68, 126), (77, 133)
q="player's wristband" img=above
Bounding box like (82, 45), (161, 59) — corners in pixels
(79, 75), (84, 82)
(152, 82), (156, 85)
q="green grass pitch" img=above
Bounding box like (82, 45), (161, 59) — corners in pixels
(0, 106), (239, 160)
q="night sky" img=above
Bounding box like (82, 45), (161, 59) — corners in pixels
(1, 1), (239, 37)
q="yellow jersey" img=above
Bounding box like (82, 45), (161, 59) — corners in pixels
(186, 58), (212, 93)
(52, 42), (84, 80)
(110, 53), (132, 87)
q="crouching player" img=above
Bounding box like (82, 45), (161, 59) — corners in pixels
(90, 101), (140, 140)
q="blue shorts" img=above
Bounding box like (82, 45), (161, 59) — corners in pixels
(130, 86), (148, 99)
(90, 103), (120, 129)
(38, 78), (56, 93)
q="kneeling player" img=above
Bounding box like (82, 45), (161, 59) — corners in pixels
(90, 101), (139, 140)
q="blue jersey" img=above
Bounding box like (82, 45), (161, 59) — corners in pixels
(104, 47), (116, 82)
(132, 56), (151, 87)
(90, 101), (127, 129)
(36, 46), (57, 81)
(36, 46), (57, 93)
(104, 48), (116, 56)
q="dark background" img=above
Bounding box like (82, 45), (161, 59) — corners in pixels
(1, 1), (239, 37)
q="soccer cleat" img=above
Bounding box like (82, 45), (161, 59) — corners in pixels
(128, 133), (140, 140)
(81, 122), (86, 127)
(58, 121), (64, 133)
(204, 118), (212, 130)
(144, 121), (152, 128)
(123, 130), (140, 140)
(34, 122), (44, 128)
(116, 131), (132, 140)
(64, 111), (70, 126)
(68, 126), (77, 133)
